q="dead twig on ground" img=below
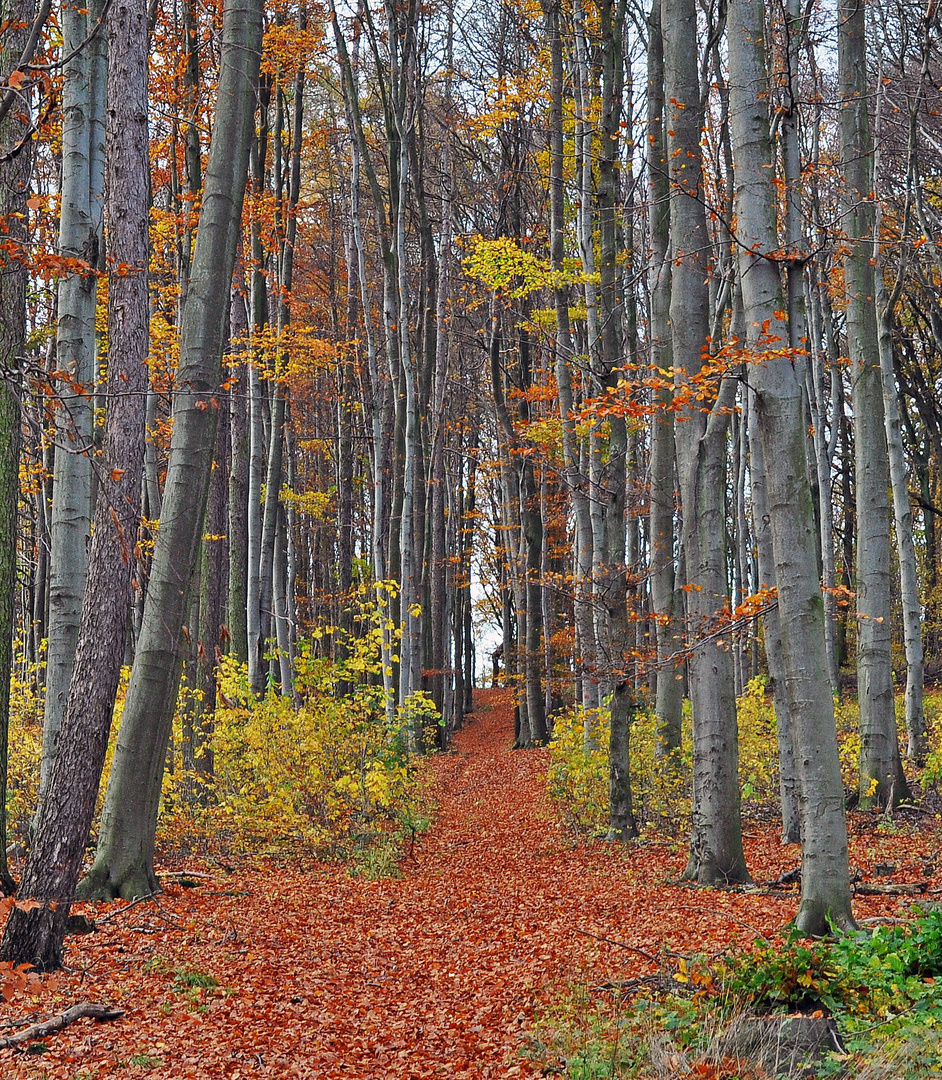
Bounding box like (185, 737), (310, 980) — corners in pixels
(0, 1003), (123, 1049)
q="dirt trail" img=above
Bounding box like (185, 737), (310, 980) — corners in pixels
(2, 689), (913, 1079)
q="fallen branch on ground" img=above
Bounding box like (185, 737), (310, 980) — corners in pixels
(573, 928), (664, 968)
(854, 882), (928, 896)
(93, 893), (155, 925)
(0, 1003), (124, 1049)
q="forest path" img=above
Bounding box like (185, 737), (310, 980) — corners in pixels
(4, 689), (907, 1080)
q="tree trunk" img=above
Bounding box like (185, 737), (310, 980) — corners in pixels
(748, 389), (801, 844)
(0, 0), (35, 893)
(645, 0), (683, 756)
(838, 0), (907, 810)
(877, 291), (925, 761)
(1, 0), (150, 965)
(663, 0), (747, 886)
(727, 0), (854, 933)
(40, 0), (107, 808)
(77, 0), (264, 901)
(227, 284), (250, 662)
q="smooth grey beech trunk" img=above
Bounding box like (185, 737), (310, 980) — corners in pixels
(77, 0), (264, 901)
(872, 84), (926, 763)
(806, 281), (841, 695)
(346, 119), (396, 714)
(596, 0), (635, 838)
(726, 0), (854, 933)
(227, 284), (250, 663)
(838, 0), (907, 809)
(389, 9), (423, 723)
(543, 0), (597, 714)
(645, 0), (683, 756)
(330, 0), (410, 718)
(876, 284), (926, 762)
(662, 0), (747, 886)
(245, 79), (270, 694)
(747, 389), (801, 844)
(40, 0), (106, 809)
(0, 0), (150, 967)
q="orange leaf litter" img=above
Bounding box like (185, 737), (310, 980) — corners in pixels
(1, 688), (935, 1078)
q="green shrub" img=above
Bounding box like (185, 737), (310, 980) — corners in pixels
(530, 911), (942, 1078)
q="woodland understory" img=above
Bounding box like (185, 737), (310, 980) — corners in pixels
(1, 691), (941, 1080)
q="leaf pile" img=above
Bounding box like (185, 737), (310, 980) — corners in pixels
(0, 688), (934, 1078)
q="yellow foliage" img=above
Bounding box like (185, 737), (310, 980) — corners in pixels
(159, 596), (432, 860)
(547, 678), (781, 838)
(281, 486), (332, 519)
(462, 235), (593, 299)
(246, 325), (336, 381)
(546, 706), (610, 834)
(6, 663), (43, 844)
(735, 677), (779, 803)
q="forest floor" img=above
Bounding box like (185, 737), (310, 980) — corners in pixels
(1, 688), (938, 1079)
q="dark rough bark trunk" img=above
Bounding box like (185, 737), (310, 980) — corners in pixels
(76, 0), (264, 901)
(0, 0), (34, 894)
(0, 0), (149, 965)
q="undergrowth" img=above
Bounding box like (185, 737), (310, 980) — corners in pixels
(547, 677), (780, 838)
(529, 908), (942, 1078)
(7, 592), (435, 874)
(547, 681), (942, 840)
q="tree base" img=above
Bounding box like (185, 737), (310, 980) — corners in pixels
(75, 861), (160, 903)
(0, 902), (68, 971)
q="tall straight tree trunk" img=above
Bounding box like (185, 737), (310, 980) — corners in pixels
(40, 0), (107, 808)
(876, 286), (925, 761)
(346, 112), (396, 714)
(872, 84), (926, 762)
(838, 0), (907, 810)
(245, 81), (270, 693)
(330, 0), (408, 714)
(77, 0), (264, 900)
(0, 0), (150, 966)
(645, 0), (683, 756)
(596, 0), (635, 838)
(520, 455), (547, 745)
(227, 284), (250, 662)
(663, 0), (747, 886)
(748, 388), (801, 843)
(257, 68), (304, 695)
(806, 278), (841, 695)
(385, 0), (424, 725)
(543, 0), (596, 713)
(727, 0), (854, 933)
(0, 0), (35, 893)
(192, 397), (230, 787)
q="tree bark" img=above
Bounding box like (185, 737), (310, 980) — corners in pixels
(838, 0), (907, 810)
(663, 0), (747, 886)
(727, 0), (854, 933)
(77, 0), (264, 901)
(1, 0), (150, 966)
(0, 0), (35, 893)
(40, 0), (107, 809)
(645, 0), (683, 756)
